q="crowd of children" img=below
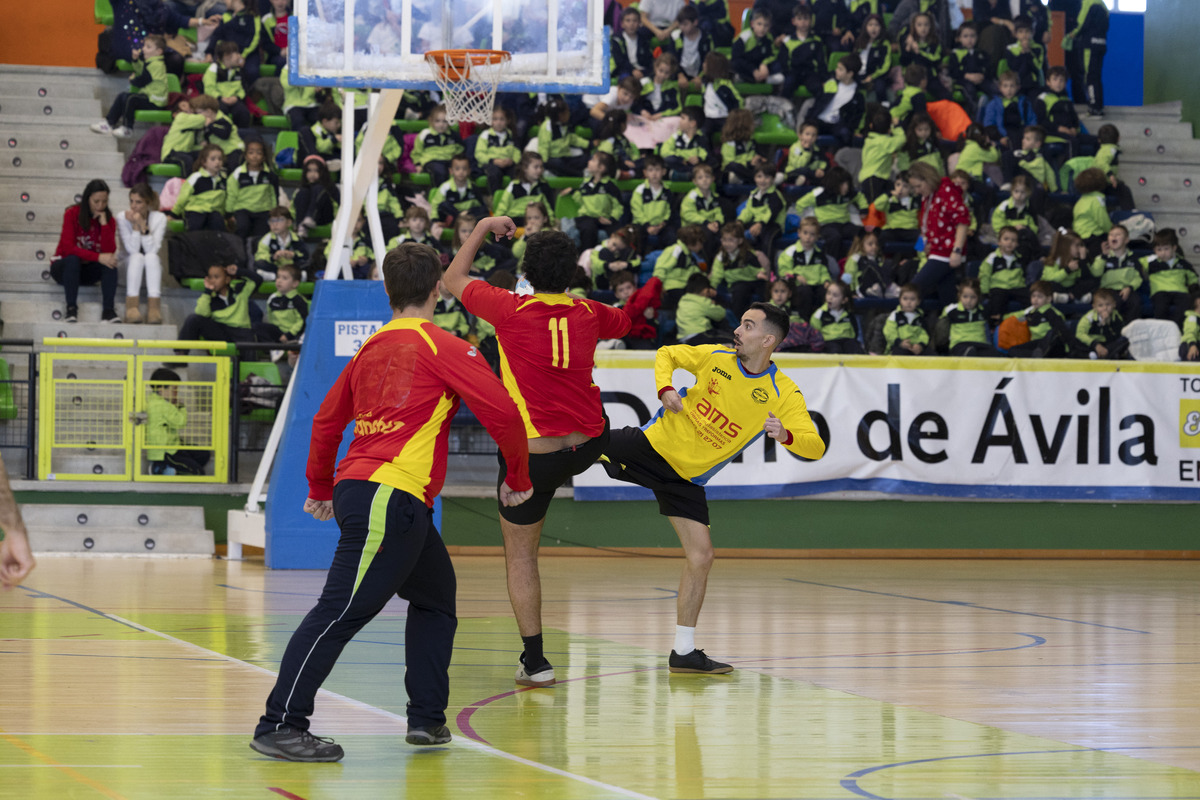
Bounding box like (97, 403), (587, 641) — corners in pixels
(89, 0), (1200, 361)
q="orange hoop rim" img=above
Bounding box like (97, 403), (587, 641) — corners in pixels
(425, 49), (511, 81)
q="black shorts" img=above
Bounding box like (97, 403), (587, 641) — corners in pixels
(601, 426), (709, 526)
(496, 422), (610, 525)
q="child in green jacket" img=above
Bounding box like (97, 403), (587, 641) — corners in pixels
(146, 368), (211, 476)
(884, 284), (930, 355)
(93, 34), (169, 137)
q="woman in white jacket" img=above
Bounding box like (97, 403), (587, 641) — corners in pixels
(117, 182), (167, 324)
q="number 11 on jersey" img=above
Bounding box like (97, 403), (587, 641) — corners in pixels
(549, 318), (570, 368)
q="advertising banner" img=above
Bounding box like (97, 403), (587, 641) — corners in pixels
(575, 353), (1200, 502)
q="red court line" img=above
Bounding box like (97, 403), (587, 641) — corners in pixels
(268, 788), (308, 800)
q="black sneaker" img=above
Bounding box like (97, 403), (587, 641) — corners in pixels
(405, 724), (451, 746)
(668, 648), (733, 674)
(101, 307), (120, 323)
(65, 306), (78, 323)
(515, 653), (556, 687)
(249, 726), (344, 762)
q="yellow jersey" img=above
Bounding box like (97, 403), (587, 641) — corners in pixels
(645, 344), (826, 484)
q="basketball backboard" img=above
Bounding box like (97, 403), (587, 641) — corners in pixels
(288, 0), (610, 94)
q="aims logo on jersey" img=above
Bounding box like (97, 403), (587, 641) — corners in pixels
(695, 397), (743, 438)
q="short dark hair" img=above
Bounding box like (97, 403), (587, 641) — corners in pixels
(593, 151), (616, 177)
(1074, 167), (1107, 195)
(643, 153), (665, 171)
(522, 230), (578, 293)
(276, 264), (301, 282)
(317, 102), (340, 122)
(1093, 287), (1117, 304)
(610, 270), (637, 289)
(150, 367), (180, 382)
(1047, 66), (1068, 80)
(382, 242), (442, 310)
(677, 4), (698, 23)
(1014, 16), (1033, 32)
(269, 205), (292, 220)
(215, 41), (241, 61)
(450, 153), (471, 167)
(903, 64), (927, 87)
(838, 53), (861, 75)
(680, 106), (704, 127)
(685, 273), (711, 293)
(622, 6), (640, 20)
(747, 302), (789, 347)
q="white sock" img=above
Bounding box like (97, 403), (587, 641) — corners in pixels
(674, 625), (696, 655)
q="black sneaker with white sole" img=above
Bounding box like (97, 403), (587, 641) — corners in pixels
(65, 306), (78, 323)
(515, 653), (556, 687)
(669, 648), (733, 674)
(249, 726), (344, 762)
(405, 724), (452, 745)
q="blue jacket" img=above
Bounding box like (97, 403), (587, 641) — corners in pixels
(982, 95), (1035, 142)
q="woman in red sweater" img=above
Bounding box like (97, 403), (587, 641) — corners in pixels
(51, 179), (119, 323)
(908, 162), (971, 306)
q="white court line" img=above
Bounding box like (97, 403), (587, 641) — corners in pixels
(104, 613), (662, 800)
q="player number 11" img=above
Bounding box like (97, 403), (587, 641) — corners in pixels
(549, 318), (569, 368)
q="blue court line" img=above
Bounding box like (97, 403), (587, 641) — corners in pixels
(842, 746), (1200, 800)
(0, 650), (224, 663)
(19, 588), (145, 632)
(784, 578), (1152, 634)
(218, 584), (679, 602)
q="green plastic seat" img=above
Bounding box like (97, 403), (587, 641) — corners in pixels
(184, 62), (208, 74)
(394, 120), (429, 132)
(734, 83), (773, 96)
(260, 65), (277, 77)
(135, 110), (173, 123)
(545, 176), (583, 190)
(239, 362), (282, 422)
(685, 94), (703, 107)
(262, 115), (290, 129)
(554, 193), (582, 219)
(0, 360), (17, 421)
(95, 0), (114, 26)
(279, 169), (303, 182)
(167, 219), (185, 233)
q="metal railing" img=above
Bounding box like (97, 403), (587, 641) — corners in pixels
(0, 340), (37, 479)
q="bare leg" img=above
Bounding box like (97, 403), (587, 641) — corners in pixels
(500, 516), (545, 637)
(668, 515), (714, 627)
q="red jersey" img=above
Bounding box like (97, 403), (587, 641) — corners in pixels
(306, 318), (531, 505)
(462, 282), (631, 438)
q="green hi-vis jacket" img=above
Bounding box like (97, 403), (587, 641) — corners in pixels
(377, 181), (403, 219)
(1094, 143), (1121, 179)
(710, 248), (760, 286)
(412, 128), (463, 165)
(1040, 257), (1081, 289)
(660, 130), (709, 165)
(1073, 192), (1112, 240)
(737, 187), (786, 228)
(353, 126), (401, 164)
(161, 112), (206, 160)
(884, 307), (929, 350)
(631, 182), (671, 226)
(145, 390), (186, 462)
(1015, 148), (1058, 191)
(194, 273), (260, 330)
(265, 289), (309, 339)
(896, 138), (944, 176)
(130, 54), (169, 106)
(433, 295), (470, 339)
(1090, 250), (1143, 291)
(474, 128), (521, 165)
(174, 170), (226, 216)
(721, 138), (757, 169)
(429, 179), (485, 215)
(957, 140), (999, 179)
(203, 63), (244, 100)
(597, 134), (640, 170)
(810, 304), (858, 342)
(990, 198), (1036, 236)
(679, 189), (724, 227)
(653, 244), (704, 292)
(941, 302), (988, 350)
(637, 78), (682, 117)
(537, 119), (589, 161)
(874, 194), (920, 231)
(784, 142), (827, 184)
(281, 70), (318, 112)
(979, 249), (1029, 293)
(255, 231), (302, 270)
(1182, 311), (1200, 345)
(795, 186), (868, 225)
(308, 121), (338, 156)
(1142, 256), (1198, 296)
(859, 128), (907, 182)
(493, 180), (555, 223)
(1075, 308), (1125, 349)
(843, 253), (883, 292)
(323, 231), (373, 265)
(226, 164), (279, 214)
(891, 85), (928, 126)
(776, 245), (832, 285)
(590, 241), (641, 277)
(206, 110), (244, 157)
(675, 293), (726, 338)
(1010, 303), (1066, 342)
(1035, 89), (1078, 144)
(576, 176), (624, 221)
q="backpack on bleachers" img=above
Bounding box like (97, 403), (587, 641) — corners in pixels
(168, 230), (248, 281)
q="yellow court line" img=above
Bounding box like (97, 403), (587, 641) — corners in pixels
(0, 729), (130, 800)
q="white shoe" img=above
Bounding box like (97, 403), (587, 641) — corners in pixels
(1000, 182), (1013, 192)
(90, 121), (112, 134)
(515, 659), (555, 688)
(1079, 293), (1092, 304)
(1052, 292), (1069, 304)
(112, 126), (133, 138)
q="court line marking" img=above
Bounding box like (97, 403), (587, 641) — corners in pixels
(0, 728), (130, 800)
(0, 764), (142, 768)
(219, 583), (679, 603)
(784, 579), (1152, 634)
(20, 587), (662, 800)
(841, 746), (1200, 800)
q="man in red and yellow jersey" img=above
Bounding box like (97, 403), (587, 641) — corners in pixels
(252, 243), (532, 762)
(444, 216), (631, 689)
(602, 302), (826, 674)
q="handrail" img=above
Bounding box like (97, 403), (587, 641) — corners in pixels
(41, 338), (233, 351)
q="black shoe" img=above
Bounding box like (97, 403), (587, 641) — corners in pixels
(668, 648), (733, 674)
(65, 306), (78, 323)
(249, 726), (344, 762)
(515, 653), (556, 687)
(405, 724), (452, 746)
(101, 308), (120, 323)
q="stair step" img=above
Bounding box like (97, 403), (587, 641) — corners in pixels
(0, 96), (103, 119)
(0, 126), (121, 154)
(0, 150), (127, 177)
(0, 261), (60, 286)
(21, 503), (206, 530)
(0, 202), (81, 233)
(1, 299), (177, 325)
(0, 80), (99, 100)
(0, 178), (94, 207)
(10, 320), (182, 342)
(28, 527), (213, 555)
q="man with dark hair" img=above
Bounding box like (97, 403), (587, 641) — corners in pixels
(443, 216), (631, 689)
(601, 302), (824, 674)
(250, 241), (533, 762)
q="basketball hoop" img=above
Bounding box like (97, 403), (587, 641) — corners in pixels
(424, 49), (511, 124)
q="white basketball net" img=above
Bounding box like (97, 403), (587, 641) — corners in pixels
(424, 51), (512, 124)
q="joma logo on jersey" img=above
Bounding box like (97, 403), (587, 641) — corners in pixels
(354, 418), (404, 436)
(695, 397), (743, 437)
(711, 367), (733, 380)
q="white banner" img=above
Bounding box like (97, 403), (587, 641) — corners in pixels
(576, 353), (1200, 502)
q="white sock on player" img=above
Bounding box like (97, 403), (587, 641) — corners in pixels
(674, 625), (695, 655)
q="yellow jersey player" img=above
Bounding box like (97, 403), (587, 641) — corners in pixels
(602, 302), (826, 673)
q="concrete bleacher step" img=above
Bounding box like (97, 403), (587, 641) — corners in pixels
(23, 503), (212, 556)
(11, 320), (182, 342)
(0, 96), (102, 120)
(0, 178), (92, 207)
(1, 125), (121, 155)
(0, 150), (126, 177)
(1, 80), (98, 100)
(2, 298), (176, 326)
(0, 203), (77, 234)
(0, 261), (59, 288)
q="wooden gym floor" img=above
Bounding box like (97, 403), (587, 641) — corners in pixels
(1, 555), (1199, 799)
